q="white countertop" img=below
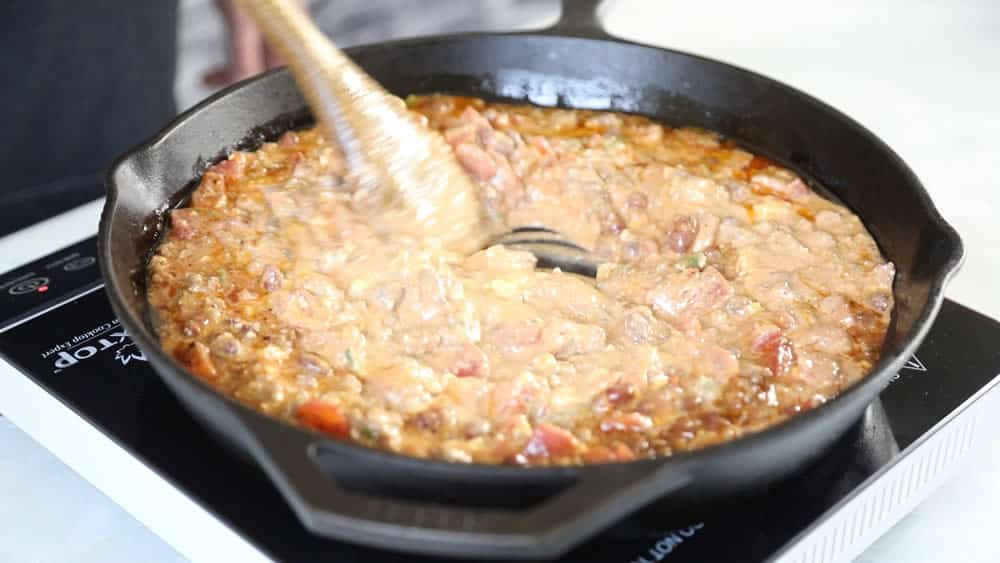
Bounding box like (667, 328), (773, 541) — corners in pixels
(2, 1), (998, 561)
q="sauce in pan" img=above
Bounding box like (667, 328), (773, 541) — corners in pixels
(147, 95), (893, 466)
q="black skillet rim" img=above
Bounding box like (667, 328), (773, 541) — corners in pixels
(98, 28), (964, 481)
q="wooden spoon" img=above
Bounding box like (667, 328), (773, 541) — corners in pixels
(234, 0), (602, 275)
(233, 0), (493, 254)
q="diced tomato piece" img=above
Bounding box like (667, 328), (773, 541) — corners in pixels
(211, 153), (246, 179)
(749, 172), (810, 202)
(756, 331), (796, 377)
(191, 173), (226, 207)
(455, 361), (480, 378)
(454, 143), (497, 181)
(295, 401), (350, 439)
(646, 266), (734, 327)
(453, 344), (487, 377)
(750, 323), (782, 353)
(604, 383), (637, 407)
(169, 208), (201, 240)
(521, 423), (577, 459)
(423, 344), (488, 378)
(174, 341), (217, 382)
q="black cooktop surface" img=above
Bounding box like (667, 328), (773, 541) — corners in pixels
(1, 237), (998, 562)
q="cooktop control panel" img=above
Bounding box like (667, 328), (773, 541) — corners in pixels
(0, 237), (101, 330)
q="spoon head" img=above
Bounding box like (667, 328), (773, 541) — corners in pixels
(491, 227), (599, 278)
(237, 0), (492, 255)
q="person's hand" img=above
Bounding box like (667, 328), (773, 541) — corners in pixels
(203, 0), (303, 88)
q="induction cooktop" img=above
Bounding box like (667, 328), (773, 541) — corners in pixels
(0, 236), (997, 563)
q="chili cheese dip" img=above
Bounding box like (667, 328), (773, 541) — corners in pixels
(147, 95), (894, 466)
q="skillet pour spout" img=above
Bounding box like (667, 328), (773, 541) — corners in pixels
(98, 0), (963, 558)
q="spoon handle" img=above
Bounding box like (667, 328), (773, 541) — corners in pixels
(234, 0), (491, 253)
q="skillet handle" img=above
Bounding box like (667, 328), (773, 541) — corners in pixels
(545, 0), (612, 38)
(244, 415), (691, 560)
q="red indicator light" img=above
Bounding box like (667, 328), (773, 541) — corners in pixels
(37, 286), (49, 293)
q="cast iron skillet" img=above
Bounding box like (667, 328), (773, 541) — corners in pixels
(98, 1), (963, 559)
